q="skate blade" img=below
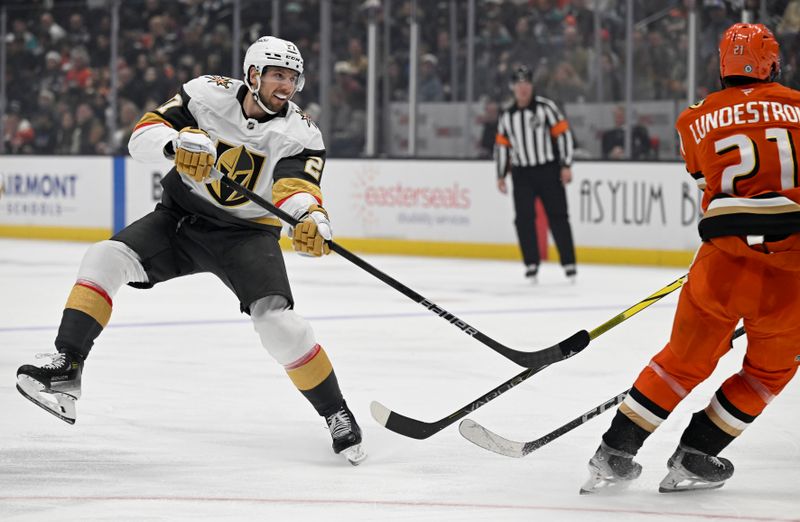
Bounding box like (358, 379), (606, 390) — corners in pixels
(580, 478), (634, 495)
(340, 444), (367, 466)
(16, 376), (77, 425)
(580, 468), (636, 495)
(658, 469), (726, 493)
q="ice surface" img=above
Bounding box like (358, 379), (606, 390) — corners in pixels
(1, 239), (797, 521)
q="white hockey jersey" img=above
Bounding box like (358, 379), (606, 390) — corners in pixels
(128, 74), (325, 228)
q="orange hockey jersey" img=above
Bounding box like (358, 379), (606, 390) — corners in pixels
(676, 82), (800, 240)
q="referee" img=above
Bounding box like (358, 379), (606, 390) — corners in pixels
(495, 65), (577, 283)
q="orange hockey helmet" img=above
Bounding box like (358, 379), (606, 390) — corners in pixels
(719, 23), (780, 81)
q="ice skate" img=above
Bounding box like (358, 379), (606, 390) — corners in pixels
(658, 445), (734, 493)
(564, 264), (577, 284)
(17, 352), (83, 424)
(325, 401), (366, 466)
(525, 264), (539, 283)
(580, 442), (642, 494)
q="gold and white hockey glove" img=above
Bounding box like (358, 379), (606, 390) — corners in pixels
(173, 127), (217, 183)
(292, 204), (332, 257)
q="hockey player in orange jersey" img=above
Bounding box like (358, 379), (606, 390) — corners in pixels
(581, 23), (800, 494)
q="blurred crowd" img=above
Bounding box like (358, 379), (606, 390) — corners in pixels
(3, 0), (800, 157)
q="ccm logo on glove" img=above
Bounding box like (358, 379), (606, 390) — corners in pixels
(174, 127), (217, 183)
(293, 204), (332, 257)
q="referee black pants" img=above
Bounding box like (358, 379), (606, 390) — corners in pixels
(510, 163), (576, 268)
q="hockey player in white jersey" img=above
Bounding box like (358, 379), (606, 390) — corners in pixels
(16, 36), (366, 465)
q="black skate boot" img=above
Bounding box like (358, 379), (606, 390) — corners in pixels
(564, 264), (577, 284)
(17, 351), (83, 424)
(525, 264), (539, 283)
(658, 444), (734, 492)
(325, 401), (366, 466)
(580, 441), (643, 494)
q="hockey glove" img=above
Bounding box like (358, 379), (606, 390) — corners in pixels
(292, 204), (332, 257)
(174, 127), (217, 183)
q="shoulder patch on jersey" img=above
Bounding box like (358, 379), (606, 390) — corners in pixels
(293, 108), (317, 129)
(689, 98), (706, 109)
(204, 75), (234, 89)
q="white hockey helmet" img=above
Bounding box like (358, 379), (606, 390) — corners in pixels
(243, 36), (305, 93)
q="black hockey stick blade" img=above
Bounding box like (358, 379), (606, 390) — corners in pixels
(215, 172), (586, 369)
(458, 325), (747, 457)
(370, 364), (550, 440)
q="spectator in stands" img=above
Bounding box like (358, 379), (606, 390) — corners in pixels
(206, 23), (233, 74)
(66, 13), (91, 48)
(64, 47), (92, 92)
(479, 11), (513, 56)
(386, 58), (408, 102)
(55, 111), (78, 155)
(419, 53), (445, 102)
(508, 16), (539, 71)
(478, 99), (500, 159)
(559, 23), (591, 82)
(3, 101), (35, 154)
(544, 61), (588, 104)
(40, 50), (65, 96)
(601, 105), (653, 160)
(39, 12), (66, 46)
(31, 90), (58, 154)
(699, 0), (734, 89)
(330, 61), (366, 157)
(141, 66), (170, 106)
(568, 0), (595, 47)
(632, 28), (656, 100)
(649, 28), (680, 100)
(114, 100), (140, 155)
(589, 48), (623, 102)
(74, 102), (99, 155)
(7, 18), (38, 54)
(85, 118), (110, 155)
(777, 0), (800, 37)
(433, 29), (457, 99)
(665, 33), (690, 99)
(783, 32), (800, 89)
(347, 37), (369, 86)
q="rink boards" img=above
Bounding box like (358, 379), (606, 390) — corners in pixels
(0, 156), (700, 267)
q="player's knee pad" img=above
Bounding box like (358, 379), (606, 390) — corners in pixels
(250, 295), (317, 365)
(76, 240), (148, 298)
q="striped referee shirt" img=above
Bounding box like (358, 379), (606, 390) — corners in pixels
(494, 95), (574, 178)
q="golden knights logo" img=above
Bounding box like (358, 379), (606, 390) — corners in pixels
(205, 75), (233, 89)
(294, 108), (317, 129)
(207, 142), (266, 206)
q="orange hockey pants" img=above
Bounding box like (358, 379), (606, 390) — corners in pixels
(633, 236), (800, 425)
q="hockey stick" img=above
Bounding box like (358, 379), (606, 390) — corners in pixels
(458, 325), (747, 457)
(369, 275), (687, 440)
(215, 172), (590, 369)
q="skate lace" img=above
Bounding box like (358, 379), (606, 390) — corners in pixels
(34, 352), (67, 370)
(707, 455), (726, 469)
(326, 410), (352, 439)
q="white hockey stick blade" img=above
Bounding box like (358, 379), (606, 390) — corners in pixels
(17, 376), (77, 424)
(370, 401), (391, 426)
(459, 419), (526, 458)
